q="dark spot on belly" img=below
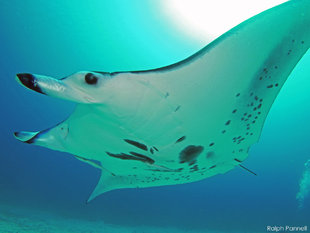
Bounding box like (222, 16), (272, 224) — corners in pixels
(179, 145), (204, 164)
(176, 136), (186, 143)
(209, 165), (216, 169)
(209, 142), (214, 147)
(150, 148), (154, 154)
(153, 146), (159, 152)
(189, 161), (196, 166)
(124, 139), (148, 151)
(175, 105), (181, 112)
(190, 165), (199, 171)
(206, 151), (214, 158)
(232, 109), (237, 113)
(225, 120), (231, 126)
(236, 93), (240, 97)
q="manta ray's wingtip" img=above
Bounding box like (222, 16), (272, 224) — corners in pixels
(14, 131), (39, 144)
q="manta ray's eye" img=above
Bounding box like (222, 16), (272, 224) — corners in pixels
(85, 73), (98, 85)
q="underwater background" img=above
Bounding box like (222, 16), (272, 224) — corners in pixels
(0, 0), (309, 232)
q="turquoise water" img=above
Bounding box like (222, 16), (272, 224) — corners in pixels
(0, 1), (310, 232)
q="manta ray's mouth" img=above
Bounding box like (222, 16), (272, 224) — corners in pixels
(16, 73), (45, 95)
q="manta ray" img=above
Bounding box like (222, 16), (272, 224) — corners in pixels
(14, 0), (310, 202)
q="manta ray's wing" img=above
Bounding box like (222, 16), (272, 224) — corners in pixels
(112, 0), (310, 163)
(85, 0), (310, 201)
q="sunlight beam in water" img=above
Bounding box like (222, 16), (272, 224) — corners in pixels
(162, 0), (288, 41)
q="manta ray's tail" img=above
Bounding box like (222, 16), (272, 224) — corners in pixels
(87, 170), (128, 203)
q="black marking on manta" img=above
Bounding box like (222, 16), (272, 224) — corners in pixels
(179, 145), (204, 164)
(124, 139), (148, 151)
(190, 165), (199, 171)
(176, 136), (186, 143)
(129, 151), (154, 164)
(16, 73), (45, 95)
(225, 120), (231, 126)
(106, 151), (154, 164)
(206, 151), (214, 158)
(146, 168), (183, 173)
(175, 105), (181, 112)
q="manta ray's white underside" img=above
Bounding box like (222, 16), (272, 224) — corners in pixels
(14, 0), (310, 202)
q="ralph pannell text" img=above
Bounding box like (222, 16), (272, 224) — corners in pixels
(267, 226), (308, 232)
